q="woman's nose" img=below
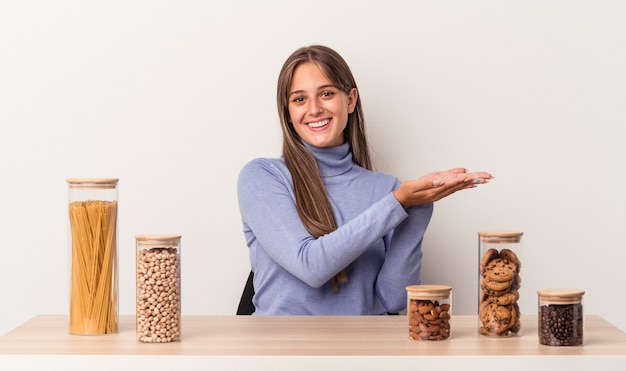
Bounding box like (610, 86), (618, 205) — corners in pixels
(308, 98), (323, 115)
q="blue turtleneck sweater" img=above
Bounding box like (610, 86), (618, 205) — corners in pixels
(237, 143), (433, 315)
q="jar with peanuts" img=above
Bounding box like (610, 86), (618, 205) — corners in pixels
(136, 235), (182, 343)
(67, 178), (119, 335)
(537, 289), (584, 346)
(478, 231), (523, 337)
(406, 285), (452, 340)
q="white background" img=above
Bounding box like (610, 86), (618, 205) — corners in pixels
(1, 0), (625, 336)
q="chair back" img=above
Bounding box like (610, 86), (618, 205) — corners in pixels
(236, 271), (255, 315)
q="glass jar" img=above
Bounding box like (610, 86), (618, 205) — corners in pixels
(136, 234), (182, 343)
(406, 285), (452, 340)
(478, 231), (523, 337)
(67, 178), (119, 335)
(537, 289), (585, 346)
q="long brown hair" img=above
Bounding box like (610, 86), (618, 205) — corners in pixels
(276, 45), (372, 290)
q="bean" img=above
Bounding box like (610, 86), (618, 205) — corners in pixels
(136, 247), (181, 343)
(539, 303), (583, 346)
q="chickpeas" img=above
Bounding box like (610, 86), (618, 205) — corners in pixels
(136, 247), (181, 343)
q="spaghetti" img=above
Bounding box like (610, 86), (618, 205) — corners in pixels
(68, 200), (118, 334)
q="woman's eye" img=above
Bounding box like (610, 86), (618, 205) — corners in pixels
(292, 96), (305, 103)
(321, 91), (334, 98)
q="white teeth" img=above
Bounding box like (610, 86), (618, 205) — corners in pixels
(308, 119), (329, 128)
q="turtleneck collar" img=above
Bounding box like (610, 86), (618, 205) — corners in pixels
(304, 142), (353, 177)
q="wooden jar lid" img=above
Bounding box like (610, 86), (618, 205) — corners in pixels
(537, 289), (585, 304)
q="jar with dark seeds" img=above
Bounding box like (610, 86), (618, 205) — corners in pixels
(537, 289), (585, 346)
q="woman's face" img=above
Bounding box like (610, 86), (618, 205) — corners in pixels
(287, 62), (357, 148)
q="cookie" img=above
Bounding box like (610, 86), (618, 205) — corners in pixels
(479, 298), (491, 315)
(480, 248), (499, 275)
(481, 285), (512, 297)
(512, 302), (520, 319)
(480, 326), (508, 337)
(500, 248), (521, 272)
(480, 303), (514, 335)
(510, 304), (521, 334)
(510, 319), (521, 334)
(479, 247), (522, 336)
(484, 258), (517, 282)
(512, 273), (522, 289)
(479, 302), (493, 323)
(480, 325), (514, 337)
(481, 276), (513, 292)
(486, 290), (519, 306)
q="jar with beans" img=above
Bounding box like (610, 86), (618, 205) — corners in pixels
(478, 231), (523, 337)
(406, 285), (452, 340)
(136, 235), (182, 343)
(537, 289), (585, 346)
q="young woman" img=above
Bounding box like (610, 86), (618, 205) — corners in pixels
(237, 45), (492, 315)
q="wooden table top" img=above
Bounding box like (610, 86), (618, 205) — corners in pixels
(1, 314), (626, 357)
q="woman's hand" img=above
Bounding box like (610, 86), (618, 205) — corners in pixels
(393, 168), (493, 208)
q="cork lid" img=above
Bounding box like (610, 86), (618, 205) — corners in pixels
(537, 289), (585, 304)
(136, 235), (182, 248)
(406, 285), (452, 299)
(67, 178), (119, 189)
(478, 231), (523, 243)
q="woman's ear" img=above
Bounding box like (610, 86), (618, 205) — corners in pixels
(347, 88), (358, 114)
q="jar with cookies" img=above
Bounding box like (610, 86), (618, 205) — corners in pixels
(478, 231), (523, 337)
(406, 285), (452, 340)
(136, 235), (182, 343)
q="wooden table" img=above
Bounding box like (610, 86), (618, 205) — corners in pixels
(1, 314), (625, 370)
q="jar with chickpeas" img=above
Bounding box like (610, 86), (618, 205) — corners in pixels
(406, 285), (452, 340)
(135, 235), (182, 343)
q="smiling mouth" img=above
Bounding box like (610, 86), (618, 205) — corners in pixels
(308, 119), (330, 128)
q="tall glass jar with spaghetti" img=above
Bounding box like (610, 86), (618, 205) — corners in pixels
(478, 231), (523, 337)
(135, 235), (182, 343)
(67, 178), (119, 335)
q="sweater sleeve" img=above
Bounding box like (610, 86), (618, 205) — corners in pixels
(237, 158), (410, 288)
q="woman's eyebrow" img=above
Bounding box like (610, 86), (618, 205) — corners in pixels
(289, 84), (338, 97)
